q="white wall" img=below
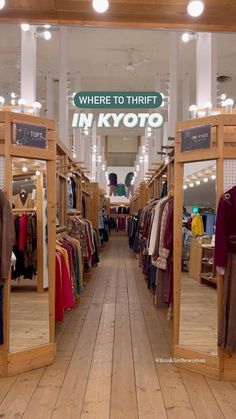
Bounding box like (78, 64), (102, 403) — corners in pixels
(107, 166), (134, 204)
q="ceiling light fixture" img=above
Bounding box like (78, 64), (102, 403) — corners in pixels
(0, 0), (5, 10)
(187, 1), (204, 17)
(211, 174), (216, 180)
(33, 101), (42, 116)
(43, 31), (52, 41)
(196, 180), (201, 185)
(220, 93), (227, 101)
(11, 92), (16, 99)
(22, 165), (28, 173)
(204, 177), (208, 183)
(44, 25), (51, 29)
(182, 33), (190, 43)
(11, 99), (16, 106)
(189, 182), (194, 188)
(35, 170), (40, 176)
(225, 98), (234, 114)
(189, 104), (198, 119)
(92, 0), (109, 13)
(21, 23), (30, 32)
(0, 96), (5, 111)
(183, 185), (188, 190)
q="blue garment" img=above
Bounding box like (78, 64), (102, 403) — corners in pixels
(204, 213), (215, 236)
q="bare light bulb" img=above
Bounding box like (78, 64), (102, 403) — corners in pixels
(33, 101), (42, 116)
(43, 31), (52, 41)
(225, 98), (234, 114)
(92, 0), (109, 13)
(187, 1), (204, 17)
(21, 23), (30, 32)
(0, 96), (5, 111)
(182, 33), (190, 43)
(189, 104), (198, 119)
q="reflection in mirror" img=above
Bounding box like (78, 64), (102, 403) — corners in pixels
(10, 158), (49, 352)
(179, 160), (217, 356)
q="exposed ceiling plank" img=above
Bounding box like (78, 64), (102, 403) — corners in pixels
(0, 1), (236, 32)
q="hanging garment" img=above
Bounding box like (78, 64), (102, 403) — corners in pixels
(108, 173), (118, 186)
(67, 177), (77, 209)
(215, 186), (236, 352)
(0, 286), (3, 345)
(191, 213), (204, 236)
(182, 226), (193, 261)
(0, 190), (15, 280)
(149, 197), (169, 257)
(13, 191), (33, 209)
(125, 172), (134, 187)
(117, 184), (126, 197)
(13, 214), (37, 280)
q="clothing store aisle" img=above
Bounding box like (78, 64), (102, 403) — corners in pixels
(1, 235), (236, 418)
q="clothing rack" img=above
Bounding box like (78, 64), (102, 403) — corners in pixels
(12, 208), (36, 213)
(67, 209), (81, 215)
(56, 226), (67, 234)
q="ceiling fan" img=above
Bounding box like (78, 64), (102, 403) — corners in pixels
(106, 48), (150, 74)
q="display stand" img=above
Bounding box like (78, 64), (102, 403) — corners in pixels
(0, 111), (56, 376)
(174, 113), (236, 380)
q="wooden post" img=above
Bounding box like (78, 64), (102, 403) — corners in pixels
(36, 173), (44, 293)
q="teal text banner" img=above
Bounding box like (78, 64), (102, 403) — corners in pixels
(74, 91), (163, 109)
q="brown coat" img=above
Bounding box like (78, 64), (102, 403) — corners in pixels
(0, 190), (15, 280)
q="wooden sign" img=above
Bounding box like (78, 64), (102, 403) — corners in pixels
(181, 124), (211, 152)
(13, 122), (47, 149)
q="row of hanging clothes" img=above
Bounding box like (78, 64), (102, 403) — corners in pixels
(12, 211), (37, 280)
(128, 193), (174, 313)
(67, 215), (100, 269)
(55, 234), (83, 322)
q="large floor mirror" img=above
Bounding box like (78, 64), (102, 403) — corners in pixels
(179, 160), (217, 356)
(10, 157), (49, 352)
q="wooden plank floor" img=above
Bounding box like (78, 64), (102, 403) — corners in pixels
(0, 233), (236, 418)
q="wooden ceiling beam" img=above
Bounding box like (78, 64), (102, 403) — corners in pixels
(0, 1), (236, 32)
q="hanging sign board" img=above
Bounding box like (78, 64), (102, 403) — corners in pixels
(181, 124), (211, 152)
(13, 122), (47, 149)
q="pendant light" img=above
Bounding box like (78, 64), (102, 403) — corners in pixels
(92, 0), (109, 13)
(187, 1), (204, 17)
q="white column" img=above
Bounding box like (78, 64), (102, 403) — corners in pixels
(21, 26), (36, 106)
(196, 33), (217, 108)
(97, 135), (102, 185)
(59, 27), (69, 149)
(46, 73), (53, 119)
(154, 73), (162, 163)
(182, 73), (190, 120)
(91, 121), (97, 181)
(74, 72), (82, 159)
(168, 32), (178, 138)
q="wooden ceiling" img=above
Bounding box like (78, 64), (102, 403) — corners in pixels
(0, 1), (236, 32)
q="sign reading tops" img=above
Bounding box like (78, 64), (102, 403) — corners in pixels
(72, 91), (164, 129)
